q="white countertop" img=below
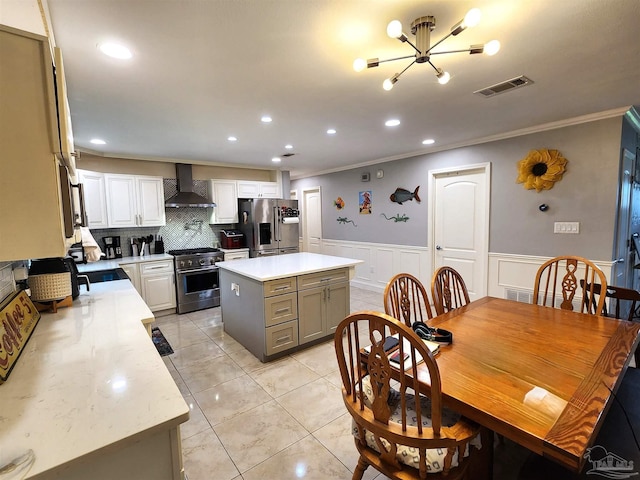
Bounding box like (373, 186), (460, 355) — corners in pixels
(0, 281), (188, 478)
(216, 252), (363, 281)
(77, 253), (174, 272)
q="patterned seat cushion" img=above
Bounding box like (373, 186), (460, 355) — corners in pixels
(353, 376), (482, 473)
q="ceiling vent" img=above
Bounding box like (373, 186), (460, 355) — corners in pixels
(474, 75), (534, 98)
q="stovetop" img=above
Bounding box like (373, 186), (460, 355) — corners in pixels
(168, 247), (221, 256)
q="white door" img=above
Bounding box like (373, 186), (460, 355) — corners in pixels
(303, 187), (322, 253)
(430, 165), (490, 301)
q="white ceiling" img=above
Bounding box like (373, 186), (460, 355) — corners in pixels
(47, 0), (640, 179)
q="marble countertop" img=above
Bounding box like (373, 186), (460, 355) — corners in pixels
(0, 281), (189, 478)
(77, 253), (174, 272)
(217, 252), (363, 281)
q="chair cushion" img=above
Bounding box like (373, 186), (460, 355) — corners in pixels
(353, 376), (482, 473)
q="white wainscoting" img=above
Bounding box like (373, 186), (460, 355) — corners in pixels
(319, 239), (430, 293)
(309, 241), (616, 304)
(488, 252), (615, 305)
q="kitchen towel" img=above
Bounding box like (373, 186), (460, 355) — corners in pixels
(80, 227), (103, 262)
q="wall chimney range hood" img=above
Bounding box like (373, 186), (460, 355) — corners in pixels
(165, 163), (216, 208)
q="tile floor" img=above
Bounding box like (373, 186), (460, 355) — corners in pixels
(156, 286), (529, 480)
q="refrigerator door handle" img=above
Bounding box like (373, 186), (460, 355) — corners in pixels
(274, 205), (281, 241)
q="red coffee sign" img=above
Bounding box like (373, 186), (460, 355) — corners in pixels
(0, 290), (41, 384)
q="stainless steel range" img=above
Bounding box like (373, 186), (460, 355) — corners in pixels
(169, 248), (225, 314)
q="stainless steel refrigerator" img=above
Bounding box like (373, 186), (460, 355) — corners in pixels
(238, 198), (300, 257)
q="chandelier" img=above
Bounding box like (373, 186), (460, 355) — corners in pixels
(354, 8), (500, 90)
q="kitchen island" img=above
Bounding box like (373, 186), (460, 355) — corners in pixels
(0, 280), (188, 480)
(217, 252), (362, 361)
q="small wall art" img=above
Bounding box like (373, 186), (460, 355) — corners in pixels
(359, 191), (372, 214)
(516, 149), (567, 192)
(337, 217), (357, 226)
(334, 197), (345, 210)
(381, 213), (409, 223)
(389, 186), (421, 205)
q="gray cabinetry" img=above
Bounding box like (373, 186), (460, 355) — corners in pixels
(297, 268), (349, 344)
(220, 265), (350, 361)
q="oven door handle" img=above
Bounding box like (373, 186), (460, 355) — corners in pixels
(177, 266), (219, 275)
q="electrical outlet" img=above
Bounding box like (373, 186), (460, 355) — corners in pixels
(554, 222), (580, 234)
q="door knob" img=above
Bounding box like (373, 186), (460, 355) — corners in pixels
(435, 245), (442, 250)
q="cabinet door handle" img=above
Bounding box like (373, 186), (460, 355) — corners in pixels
(327, 287), (331, 301)
(275, 334), (291, 344)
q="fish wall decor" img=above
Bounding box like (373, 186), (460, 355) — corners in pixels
(381, 213), (409, 222)
(337, 217), (357, 227)
(390, 186), (420, 205)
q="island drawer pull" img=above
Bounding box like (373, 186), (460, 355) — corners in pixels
(274, 307), (290, 314)
(275, 334), (291, 344)
(274, 286), (290, 291)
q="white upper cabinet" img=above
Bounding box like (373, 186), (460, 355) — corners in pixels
(208, 180), (238, 224)
(136, 176), (166, 226)
(77, 170), (108, 228)
(105, 174), (165, 227)
(237, 181), (280, 198)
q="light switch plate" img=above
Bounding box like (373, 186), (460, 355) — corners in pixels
(554, 222), (580, 234)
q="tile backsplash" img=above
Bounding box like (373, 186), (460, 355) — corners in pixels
(0, 262), (15, 303)
(89, 179), (235, 257)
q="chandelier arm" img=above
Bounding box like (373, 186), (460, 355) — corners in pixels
(429, 48), (473, 55)
(425, 31), (455, 55)
(376, 54), (418, 65)
(404, 38), (421, 54)
(397, 59), (417, 77)
(426, 60), (440, 74)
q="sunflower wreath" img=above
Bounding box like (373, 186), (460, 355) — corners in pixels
(516, 149), (568, 192)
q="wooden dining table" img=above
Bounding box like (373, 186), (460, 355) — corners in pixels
(416, 297), (640, 474)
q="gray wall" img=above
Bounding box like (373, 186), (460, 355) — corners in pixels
(292, 116), (624, 261)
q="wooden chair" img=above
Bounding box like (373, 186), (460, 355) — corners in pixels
(334, 311), (483, 480)
(533, 256), (607, 315)
(430, 267), (470, 315)
(384, 273), (434, 327)
(582, 282), (640, 365)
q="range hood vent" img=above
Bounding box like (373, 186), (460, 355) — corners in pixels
(165, 164), (216, 208)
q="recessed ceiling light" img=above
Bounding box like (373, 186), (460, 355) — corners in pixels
(385, 119), (401, 127)
(90, 138), (106, 145)
(327, 128), (337, 135)
(285, 144), (293, 149)
(98, 42), (132, 59)
(261, 115), (272, 123)
(227, 136), (237, 142)
(272, 157), (281, 163)
(422, 138), (435, 145)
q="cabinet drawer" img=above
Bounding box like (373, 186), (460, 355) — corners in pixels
(265, 320), (299, 356)
(140, 260), (173, 275)
(265, 292), (298, 327)
(298, 268), (349, 290)
(264, 277), (297, 297)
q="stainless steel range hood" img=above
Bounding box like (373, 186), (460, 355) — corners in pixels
(165, 164), (216, 208)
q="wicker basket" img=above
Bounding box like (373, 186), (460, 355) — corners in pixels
(28, 272), (72, 302)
